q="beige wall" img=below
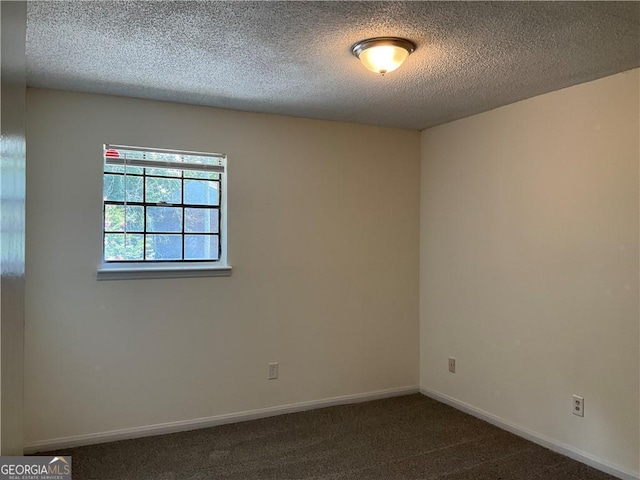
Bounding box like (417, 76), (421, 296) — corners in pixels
(25, 70), (638, 475)
(25, 89), (421, 445)
(420, 69), (639, 475)
(1, 0), (26, 455)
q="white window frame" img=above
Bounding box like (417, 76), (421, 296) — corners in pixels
(97, 144), (231, 280)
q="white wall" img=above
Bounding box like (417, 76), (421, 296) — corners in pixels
(420, 69), (639, 476)
(25, 89), (420, 445)
(1, 0), (26, 455)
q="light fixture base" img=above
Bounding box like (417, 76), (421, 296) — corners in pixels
(351, 37), (416, 58)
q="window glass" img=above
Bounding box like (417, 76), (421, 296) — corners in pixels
(102, 146), (226, 265)
(145, 177), (182, 204)
(146, 234), (182, 260)
(185, 235), (219, 260)
(146, 207), (183, 232)
(184, 179), (219, 206)
(185, 208), (219, 233)
(104, 234), (144, 261)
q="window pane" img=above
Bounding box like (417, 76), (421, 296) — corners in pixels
(185, 208), (219, 233)
(104, 165), (125, 174)
(146, 234), (182, 260)
(184, 179), (219, 206)
(103, 147), (225, 265)
(120, 150), (144, 160)
(126, 176), (143, 201)
(103, 174), (124, 201)
(184, 171), (219, 180)
(104, 234), (144, 261)
(126, 165), (144, 175)
(145, 177), (182, 204)
(104, 174), (143, 202)
(185, 235), (219, 260)
(104, 205), (144, 232)
(104, 164), (144, 175)
(146, 206), (182, 232)
(186, 155), (220, 165)
(146, 152), (183, 162)
(145, 167), (182, 177)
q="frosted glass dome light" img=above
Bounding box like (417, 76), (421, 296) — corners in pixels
(351, 37), (416, 75)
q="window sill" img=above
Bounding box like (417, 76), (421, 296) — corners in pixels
(97, 263), (232, 281)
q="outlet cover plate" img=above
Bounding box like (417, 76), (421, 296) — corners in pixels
(573, 395), (584, 417)
(268, 362), (279, 380)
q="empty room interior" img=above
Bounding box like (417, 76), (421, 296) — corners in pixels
(1, 1), (639, 479)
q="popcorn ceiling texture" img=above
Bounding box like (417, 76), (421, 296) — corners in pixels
(26, 1), (639, 130)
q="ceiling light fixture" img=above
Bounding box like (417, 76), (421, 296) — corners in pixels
(351, 37), (416, 76)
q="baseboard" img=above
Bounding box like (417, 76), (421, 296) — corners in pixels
(420, 387), (639, 480)
(24, 385), (419, 454)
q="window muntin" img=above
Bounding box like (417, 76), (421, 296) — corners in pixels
(102, 145), (226, 264)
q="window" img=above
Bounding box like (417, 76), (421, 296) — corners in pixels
(97, 144), (230, 280)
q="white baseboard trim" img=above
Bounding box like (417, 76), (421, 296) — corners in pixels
(420, 387), (639, 480)
(24, 385), (419, 454)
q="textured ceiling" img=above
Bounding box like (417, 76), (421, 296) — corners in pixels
(27, 1), (640, 130)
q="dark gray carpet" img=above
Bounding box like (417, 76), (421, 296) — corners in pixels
(43, 394), (617, 479)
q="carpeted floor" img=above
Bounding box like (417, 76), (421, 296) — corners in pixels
(42, 394), (617, 479)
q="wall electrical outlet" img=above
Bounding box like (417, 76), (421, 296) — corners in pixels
(268, 362), (279, 380)
(448, 357), (456, 373)
(573, 395), (584, 417)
